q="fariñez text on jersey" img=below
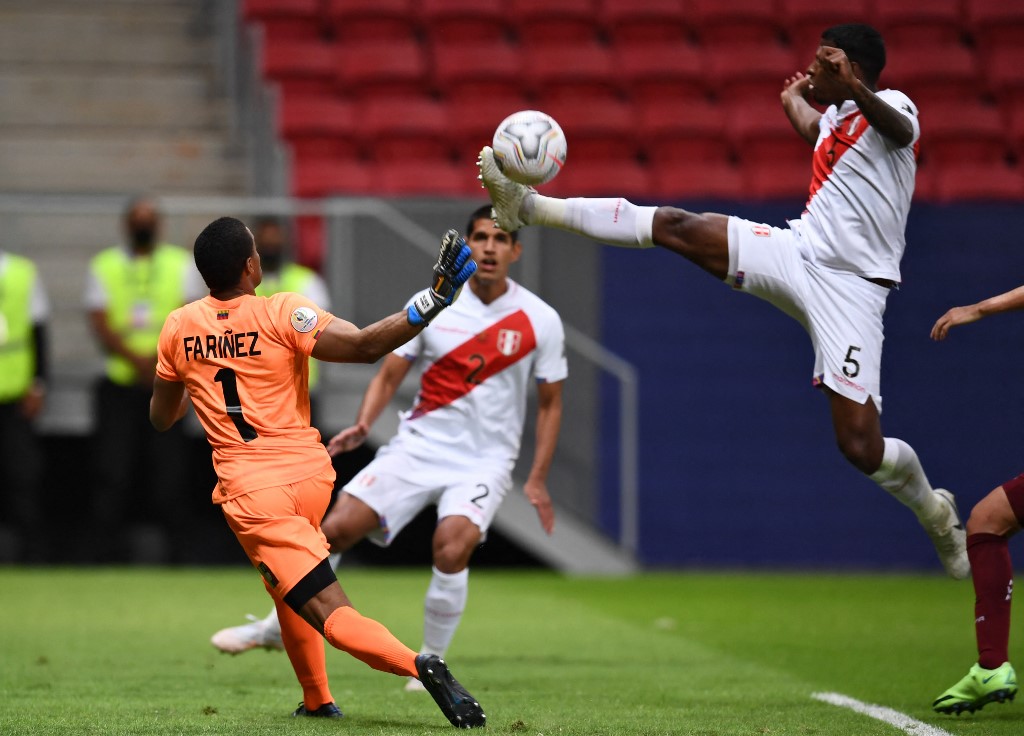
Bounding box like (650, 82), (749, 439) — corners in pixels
(183, 331), (262, 362)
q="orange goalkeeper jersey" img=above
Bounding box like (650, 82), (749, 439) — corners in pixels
(156, 292), (335, 503)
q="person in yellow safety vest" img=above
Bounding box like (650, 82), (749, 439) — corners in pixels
(0, 248), (49, 562)
(83, 196), (205, 563)
(251, 217), (331, 422)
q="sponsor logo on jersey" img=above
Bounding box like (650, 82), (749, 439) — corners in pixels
(217, 309), (229, 320)
(290, 306), (318, 333)
(750, 224), (771, 237)
(496, 329), (522, 356)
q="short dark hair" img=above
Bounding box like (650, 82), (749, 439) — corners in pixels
(466, 204), (519, 241)
(194, 217), (254, 292)
(822, 24), (886, 85)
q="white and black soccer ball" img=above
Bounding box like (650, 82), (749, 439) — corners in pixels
(491, 110), (567, 186)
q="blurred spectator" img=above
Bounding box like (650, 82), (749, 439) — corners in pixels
(83, 196), (203, 562)
(251, 217), (331, 423)
(0, 247), (49, 562)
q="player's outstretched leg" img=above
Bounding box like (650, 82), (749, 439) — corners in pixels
(415, 654), (486, 729)
(933, 662), (1018, 715)
(478, 146), (659, 251)
(210, 610), (283, 654)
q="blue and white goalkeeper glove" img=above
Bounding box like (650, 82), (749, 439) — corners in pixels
(407, 229), (477, 326)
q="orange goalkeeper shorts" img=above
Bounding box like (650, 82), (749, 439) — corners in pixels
(220, 465), (336, 600)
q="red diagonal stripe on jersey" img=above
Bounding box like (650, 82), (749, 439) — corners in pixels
(807, 112), (870, 204)
(410, 309), (537, 419)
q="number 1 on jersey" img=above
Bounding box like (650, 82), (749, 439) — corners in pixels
(214, 367), (258, 441)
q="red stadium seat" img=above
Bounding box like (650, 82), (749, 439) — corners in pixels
(615, 42), (707, 106)
(291, 157), (375, 198)
(420, 0), (507, 44)
(525, 43), (619, 107)
(968, 0), (1024, 48)
(442, 91), (534, 157)
(920, 102), (1008, 168)
(324, 0), (418, 43)
(602, 0), (691, 45)
(873, 0), (966, 47)
(639, 99), (731, 165)
(746, 159), (812, 201)
(278, 95), (360, 161)
(376, 160), (478, 196)
(362, 96), (452, 164)
(690, 0), (786, 46)
(649, 157), (745, 200)
(510, 0), (601, 45)
(779, 0), (871, 55)
(987, 47), (1024, 99)
(883, 43), (978, 108)
(932, 162), (1024, 203)
(261, 40), (336, 97)
(705, 42), (798, 103)
(431, 42), (524, 103)
(727, 100), (809, 171)
(243, 0), (322, 42)
(1006, 99), (1024, 156)
(336, 39), (428, 101)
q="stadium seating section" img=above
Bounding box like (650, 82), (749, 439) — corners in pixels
(245, 0), (1024, 204)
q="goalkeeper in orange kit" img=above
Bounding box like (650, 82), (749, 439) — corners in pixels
(149, 216), (484, 727)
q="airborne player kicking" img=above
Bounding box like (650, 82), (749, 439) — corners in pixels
(149, 216), (485, 727)
(480, 24), (969, 578)
(210, 205), (568, 693)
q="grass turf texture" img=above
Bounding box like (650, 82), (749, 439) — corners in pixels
(1, 568), (1019, 735)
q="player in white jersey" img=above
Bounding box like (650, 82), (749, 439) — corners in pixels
(211, 206), (568, 681)
(480, 23), (968, 579)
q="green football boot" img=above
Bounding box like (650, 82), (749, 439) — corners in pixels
(933, 662), (1018, 715)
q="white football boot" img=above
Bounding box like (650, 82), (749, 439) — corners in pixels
(924, 488), (970, 580)
(478, 146), (533, 232)
(210, 613), (284, 654)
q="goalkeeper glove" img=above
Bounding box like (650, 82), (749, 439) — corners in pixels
(407, 229), (477, 326)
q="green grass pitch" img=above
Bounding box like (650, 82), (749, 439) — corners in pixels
(0, 567), (1019, 735)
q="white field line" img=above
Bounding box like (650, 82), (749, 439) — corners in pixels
(812, 692), (956, 736)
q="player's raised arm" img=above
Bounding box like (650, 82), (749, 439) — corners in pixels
(312, 229), (476, 364)
(780, 72), (821, 145)
(816, 45), (914, 147)
(931, 284), (1024, 341)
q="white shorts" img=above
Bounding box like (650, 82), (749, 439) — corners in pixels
(726, 216), (889, 410)
(342, 448), (512, 547)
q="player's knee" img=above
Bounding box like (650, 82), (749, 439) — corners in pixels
(837, 432), (880, 474)
(432, 538), (474, 574)
(966, 492), (1017, 536)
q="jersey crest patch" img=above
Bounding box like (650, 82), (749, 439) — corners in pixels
(497, 329), (522, 356)
(290, 306), (318, 333)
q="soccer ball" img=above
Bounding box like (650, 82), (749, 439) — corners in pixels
(491, 110), (567, 186)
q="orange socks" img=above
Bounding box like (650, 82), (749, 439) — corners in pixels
(275, 598), (333, 710)
(324, 606), (418, 677)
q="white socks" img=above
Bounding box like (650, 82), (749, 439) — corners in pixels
(869, 437), (942, 522)
(421, 566), (469, 658)
(528, 195), (657, 249)
(262, 553), (343, 636)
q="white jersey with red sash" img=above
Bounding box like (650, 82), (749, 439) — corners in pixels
(384, 279), (566, 475)
(794, 88), (920, 283)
